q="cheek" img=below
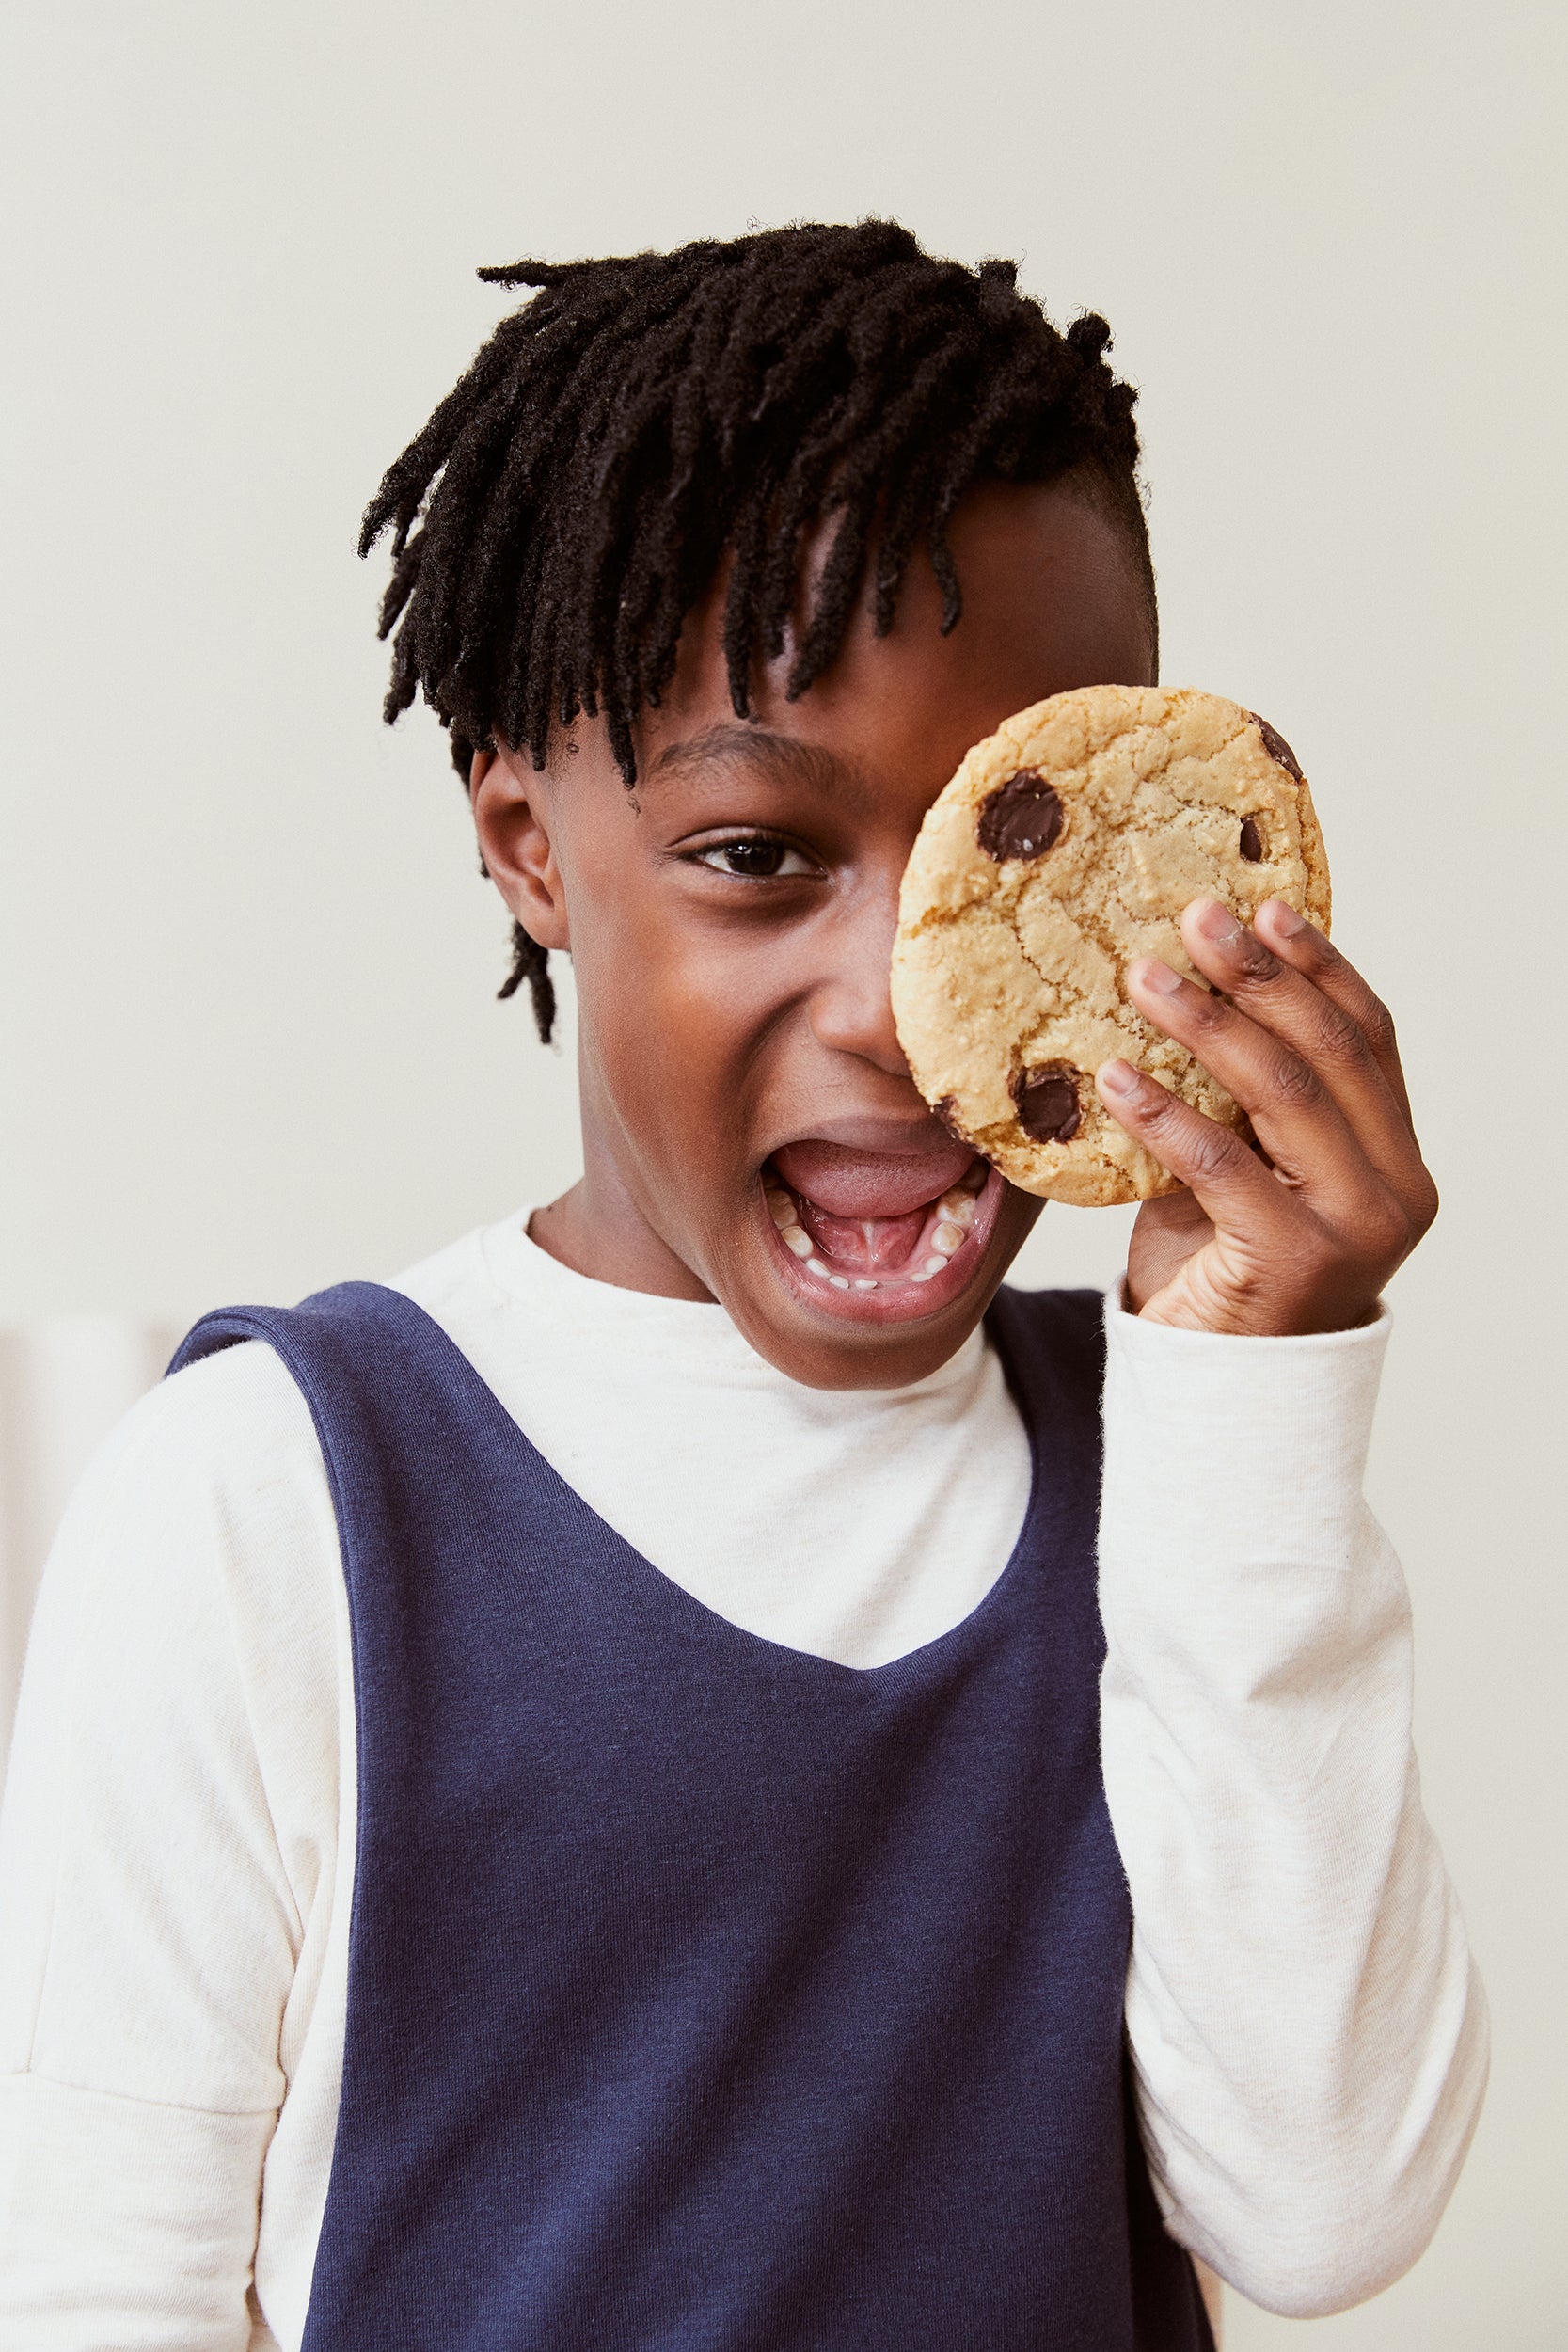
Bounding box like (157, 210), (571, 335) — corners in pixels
(571, 896), (780, 1174)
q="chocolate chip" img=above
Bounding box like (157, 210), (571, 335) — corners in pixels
(933, 1096), (972, 1146)
(1249, 714), (1304, 785)
(976, 770), (1065, 861)
(1239, 817), (1264, 862)
(1011, 1063), (1082, 1145)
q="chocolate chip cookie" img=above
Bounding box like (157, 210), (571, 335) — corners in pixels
(890, 686), (1332, 1205)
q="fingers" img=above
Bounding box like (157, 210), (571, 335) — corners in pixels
(1101, 900), (1437, 1334)
(1125, 945), (1376, 1196)
(1138, 899), (1431, 1216)
(1099, 1045), (1429, 1331)
(1096, 1057), (1295, 1232)
(1252, 898), (1414, 1123)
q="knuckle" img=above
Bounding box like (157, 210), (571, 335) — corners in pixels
(1376, 1200), (1413, 1254)
(1264, 1053), (1325, 1112)
(1409, 1170), (1440, 1235)
(1180, 982), (1229, 1036)
(1359, 1190), (1416, 1260)
(1186, 1121), (1246, 1185)
(1231, 931), (1282, 983)
(1312, 1003), (1371, 1068)
(1138, 1081), (1185, 1132)
(1361, 994), (1398, 1057)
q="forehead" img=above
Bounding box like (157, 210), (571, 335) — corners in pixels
(634, 479), (1156, 801)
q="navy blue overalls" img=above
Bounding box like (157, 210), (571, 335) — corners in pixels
(171, 1279), (1213, 2350)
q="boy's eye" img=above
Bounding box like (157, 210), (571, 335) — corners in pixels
(690, 837), (815, 880)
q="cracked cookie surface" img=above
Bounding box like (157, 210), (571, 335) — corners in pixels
(891, 685), (1332, 1205)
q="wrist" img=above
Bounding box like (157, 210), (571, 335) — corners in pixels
(1132, 1294), (1386, 1337)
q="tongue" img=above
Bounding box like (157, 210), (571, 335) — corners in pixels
(771, 1137), (975, 1219)
(797, 1200), (928, 1273)
(771, 1137), (977, 1277)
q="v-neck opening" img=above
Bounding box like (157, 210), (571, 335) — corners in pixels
(373, 1281), (1055, 1687)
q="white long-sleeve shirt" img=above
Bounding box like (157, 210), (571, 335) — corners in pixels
(0, 1212), (1486, 2347)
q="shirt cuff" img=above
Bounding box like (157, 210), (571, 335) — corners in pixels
(1100, 1281), (1391, 1571)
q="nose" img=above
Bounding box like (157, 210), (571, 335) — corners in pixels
(805, 881), (911, 1079)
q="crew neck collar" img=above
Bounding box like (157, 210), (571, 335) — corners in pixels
(475, 1209), (989, 1402)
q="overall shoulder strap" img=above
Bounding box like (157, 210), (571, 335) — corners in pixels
(980, 1283), (1107, 1598)
(166, 1279), (529, 1537)
(168, 1279), (510, 1429)
(168, 1279), (442, 1384)
(984, 1283), (1106, 1436)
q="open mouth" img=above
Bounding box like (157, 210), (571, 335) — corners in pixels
(758, 1136), (1005, 1322)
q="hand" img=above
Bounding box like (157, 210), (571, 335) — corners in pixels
(1096, 898), (1437, 1335)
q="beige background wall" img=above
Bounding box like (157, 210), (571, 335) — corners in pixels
(3, 1), (1564, 2341)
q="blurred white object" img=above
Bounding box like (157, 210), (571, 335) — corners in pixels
(0, 1318), (177, 1782)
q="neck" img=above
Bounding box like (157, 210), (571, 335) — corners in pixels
(527, 1097), (714, 1305)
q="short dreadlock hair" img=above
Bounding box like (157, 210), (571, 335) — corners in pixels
(361, 219), (1154, 1041)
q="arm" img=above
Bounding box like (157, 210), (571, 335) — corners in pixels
(1100, 1298), (1487, 2314)
(0, 1347), (344, 2351)
(1092, 895), (1488, 2313)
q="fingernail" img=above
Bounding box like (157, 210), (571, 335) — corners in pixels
(1132, 958), (1182, 996)
(1098, 1058), (1141, 1098)
(1266, 898), (1307, 937)
(1195, 898), (1243, 945)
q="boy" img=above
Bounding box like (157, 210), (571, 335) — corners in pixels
(0, 222), (1486, 2348)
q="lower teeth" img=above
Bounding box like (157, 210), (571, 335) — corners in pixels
(768, 1168), (980, 1293)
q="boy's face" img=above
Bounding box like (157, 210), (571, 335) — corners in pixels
(475, 479), (1155, 1389)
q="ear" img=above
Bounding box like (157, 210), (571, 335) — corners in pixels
(470, 743), (571, 952)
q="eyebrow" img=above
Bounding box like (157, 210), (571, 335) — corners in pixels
(646, 723), (866, 806)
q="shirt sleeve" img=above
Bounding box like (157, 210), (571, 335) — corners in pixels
(1098, 1290), (1489, 2319)
(0, 1344), (344, 2352)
